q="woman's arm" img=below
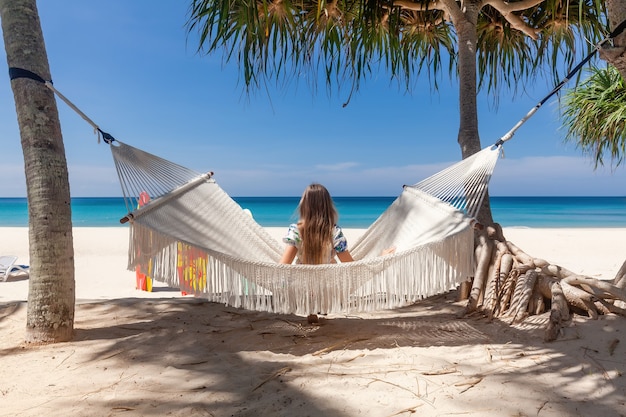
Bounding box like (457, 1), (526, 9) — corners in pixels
(336, 250), (354, 263)
(279, 245), (298, 264)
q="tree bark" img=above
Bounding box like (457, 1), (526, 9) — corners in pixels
(508, 269), (538, 324)
(455, 11), (481, 159)
(466, 231), (493, 313)
(1, 0), (75, 343)
(600, 0), (626, 80)
(544, 280), (569, 342)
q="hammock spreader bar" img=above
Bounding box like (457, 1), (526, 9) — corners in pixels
(494, 19), (626, 147)
(119, 171), (214, 224)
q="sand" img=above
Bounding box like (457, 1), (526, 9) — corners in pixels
(0, 226), (625, 416)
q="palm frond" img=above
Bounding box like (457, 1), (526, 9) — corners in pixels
(562, 65), (626, 168)
(476, 9), (537, 103)
(186, 0), (606, 99)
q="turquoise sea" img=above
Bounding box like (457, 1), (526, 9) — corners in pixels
(1, 196), (625, 228)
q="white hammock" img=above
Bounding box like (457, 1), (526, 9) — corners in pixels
(111, 141), (502, 315)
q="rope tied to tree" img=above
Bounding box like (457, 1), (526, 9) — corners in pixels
(494, 19), (626, 147)
(8, 67), (116, 145)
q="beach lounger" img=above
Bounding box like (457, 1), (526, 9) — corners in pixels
(0, 256), (29, 282)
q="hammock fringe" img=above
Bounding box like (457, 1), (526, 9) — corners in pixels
(129, 221), (474, 315)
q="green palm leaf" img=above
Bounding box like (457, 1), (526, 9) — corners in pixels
(562, 65), (626, 168)
(186, 0), (605, 99)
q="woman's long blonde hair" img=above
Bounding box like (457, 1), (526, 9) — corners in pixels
(297, 183), (338, 264)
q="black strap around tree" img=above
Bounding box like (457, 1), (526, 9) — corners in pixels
(8, 67), (48, 84)
(609, 19), (626, 39)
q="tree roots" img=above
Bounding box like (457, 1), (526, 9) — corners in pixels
(461, 223), (626, 341)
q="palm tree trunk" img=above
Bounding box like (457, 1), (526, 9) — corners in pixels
(1, 0), (75, 343)
(454, 2), (495, 226)
(455, 12), (481, 159)
(601, 0), (626, 80)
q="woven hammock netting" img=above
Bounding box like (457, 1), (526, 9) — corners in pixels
(110, 141), (502, 315)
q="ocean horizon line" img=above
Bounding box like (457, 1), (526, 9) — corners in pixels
(1, 196), (625, 228)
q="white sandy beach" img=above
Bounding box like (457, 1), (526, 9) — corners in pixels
(1, 226), (625, 416)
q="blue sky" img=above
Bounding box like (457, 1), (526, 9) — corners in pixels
(1, 1), (624, 197)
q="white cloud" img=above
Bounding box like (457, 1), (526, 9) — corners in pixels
(490, 156), (626, 196)
(314, 162), (360, 171)
(2, 154), (624, 198)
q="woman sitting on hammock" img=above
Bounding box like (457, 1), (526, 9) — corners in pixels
(280, 183), (396, 323)
(279, 183), (354, 323)
(279, 183), (354, 266)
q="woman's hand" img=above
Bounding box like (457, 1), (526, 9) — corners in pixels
(381, 246), (396, 256)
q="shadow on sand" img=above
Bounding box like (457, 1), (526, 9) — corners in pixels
(1, 291), (624, 417)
